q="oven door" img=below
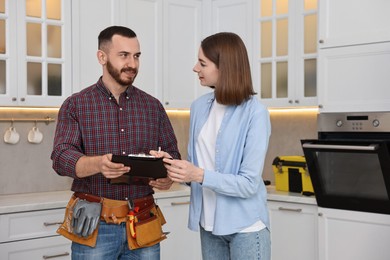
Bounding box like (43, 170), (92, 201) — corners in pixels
(301, 139), (390, 214)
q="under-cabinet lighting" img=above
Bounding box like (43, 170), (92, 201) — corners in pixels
(268, 107), (319, 113)
(0, 107), (59, 112)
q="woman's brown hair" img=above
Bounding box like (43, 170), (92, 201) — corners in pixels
(201, 32), (256, 105)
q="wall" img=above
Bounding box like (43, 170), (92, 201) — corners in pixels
(0, 108), (317, 195)
(0, 108), (72, 195)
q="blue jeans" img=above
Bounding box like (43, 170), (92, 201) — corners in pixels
(200, 226), (271, 260)
(71, 221), (160, 260)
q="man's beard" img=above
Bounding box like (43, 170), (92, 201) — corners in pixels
(106, 60), (138, 86)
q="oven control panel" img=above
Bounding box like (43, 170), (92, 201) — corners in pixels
(318, 112), (390, 132)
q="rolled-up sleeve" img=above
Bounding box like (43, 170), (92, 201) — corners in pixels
(51, 97), (84, 178)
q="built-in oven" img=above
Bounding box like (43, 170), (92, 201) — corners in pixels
(301, 112), (390, 214)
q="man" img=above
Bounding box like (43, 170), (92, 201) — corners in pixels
(51, 25), (180, 259)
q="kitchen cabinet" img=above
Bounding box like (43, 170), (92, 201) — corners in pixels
(318, 0), (390, 48)
(0, 0), (72, 107)
(208, 0), (253, 47)
(161, 0), (203, 108)
(72, 0), (202, 108)
(317, 0), (390, 113)
(317, 42), (390, 113)
(72, 0), (253, 109)
(0, 208), (71, 259)
(0, 185), (194, 260)
(268, 200), (318, 260)
(317, 207), (390, 260)
(71, 0), (122, 94)
(157, 195), (202, 260)
(256, 0), (318, 108)
(72, 0), (168, 99)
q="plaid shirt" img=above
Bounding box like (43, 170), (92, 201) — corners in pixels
(51, 78), (180, 200)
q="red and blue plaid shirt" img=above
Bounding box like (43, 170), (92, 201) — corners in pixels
(51, 78), (180, 200)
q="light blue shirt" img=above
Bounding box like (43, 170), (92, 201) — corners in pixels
(187, 92), (271, 235)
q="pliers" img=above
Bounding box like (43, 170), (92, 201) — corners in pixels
(126, 199), (138, 238)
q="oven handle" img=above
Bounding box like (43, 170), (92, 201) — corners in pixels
(302, 143), (378, 151)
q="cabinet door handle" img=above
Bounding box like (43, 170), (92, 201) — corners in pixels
(43, 221), (63, 226)
(171, 201), (190, 206)
(278, 207), (302, 212)
(42, 252), (70, 259)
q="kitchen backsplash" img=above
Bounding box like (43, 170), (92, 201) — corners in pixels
(0, 108), (317, 195)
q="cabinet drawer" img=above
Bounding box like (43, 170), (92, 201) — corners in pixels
(0, 235), (71, 260)
(0, 208), (65, 243)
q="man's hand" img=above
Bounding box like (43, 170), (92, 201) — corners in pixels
(76, 154), (131, 178)
(71, 200), (102, 237)
(149, 177), (174, 190)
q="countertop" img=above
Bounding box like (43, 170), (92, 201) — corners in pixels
(0, 184), (316, 214)
(266, 186), (317, 205)
(0, 183), (191, 214)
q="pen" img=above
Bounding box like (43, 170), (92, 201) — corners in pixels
(158, 146), (161, 153)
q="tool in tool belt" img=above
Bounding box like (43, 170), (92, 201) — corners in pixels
(71, 200), (102, 238)
(126, 198), (140, 238)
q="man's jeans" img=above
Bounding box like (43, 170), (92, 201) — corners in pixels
(71, 221), (160, 260)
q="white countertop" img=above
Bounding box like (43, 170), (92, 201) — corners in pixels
(0, 183), (191, 214)
(0, 184), (316, 214)
(266, 186), (317, 205)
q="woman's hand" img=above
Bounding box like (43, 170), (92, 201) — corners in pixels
(163, 158), (204, 183)
(149, 149), (173, 159)
(148, 148), (174, 190)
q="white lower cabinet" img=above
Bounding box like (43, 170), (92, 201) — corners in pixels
(0, 236), (71, 260)
(157, 196), (202, 260)
(318, 207), (390, 260)
(268, 200), (318, 260)
(0, 208), (71, 260)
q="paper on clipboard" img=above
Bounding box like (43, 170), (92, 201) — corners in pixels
(110, 155), (167, 185)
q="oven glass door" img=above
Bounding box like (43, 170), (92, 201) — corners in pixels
(301, 139), (390, 214)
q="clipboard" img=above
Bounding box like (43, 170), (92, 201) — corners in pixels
(110, 155), (167, 185)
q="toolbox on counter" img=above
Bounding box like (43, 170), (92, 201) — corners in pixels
(272, 156), (314, 194)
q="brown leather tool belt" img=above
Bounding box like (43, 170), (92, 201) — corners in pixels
(57, 193), (166, 249)
(73, 192), (155, 224)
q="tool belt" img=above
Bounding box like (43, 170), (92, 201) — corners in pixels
(57, 193), (167, 249)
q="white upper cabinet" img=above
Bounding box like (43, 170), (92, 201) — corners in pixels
(72, 0), (255, 109)
(318, 0), (390, 48)
(209, 0), (253, 56)
(72, 0), (164, 99)
(72, 0), (203, 108)
(0, 0), (71, 107)
(162, 0), (202, 108)
(71, 0), (121, 93)
(317, 0), (390, 113)
(318, 42), (390, 113)
(256, 0), (318, 108)
(122, 0), (163, 101)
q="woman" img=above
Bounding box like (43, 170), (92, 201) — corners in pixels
(163, 32), (271, 260)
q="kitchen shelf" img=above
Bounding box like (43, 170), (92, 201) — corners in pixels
(0, 116), (56, 125)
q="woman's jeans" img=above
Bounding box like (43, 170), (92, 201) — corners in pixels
(200, 225), (271, 260)
(71, 221), (160, 260)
